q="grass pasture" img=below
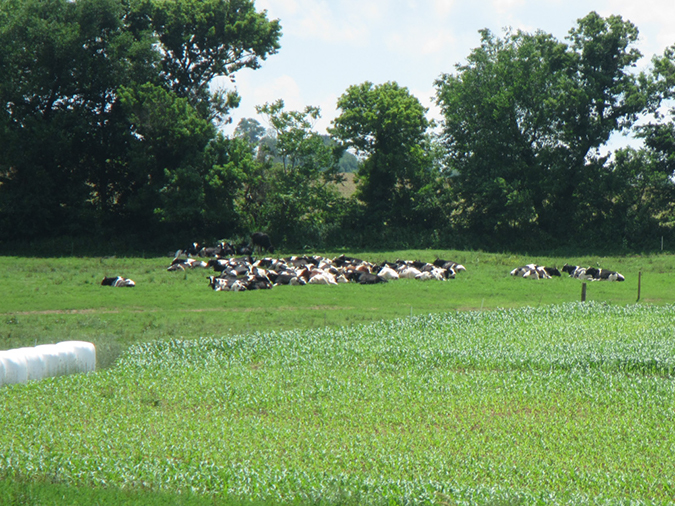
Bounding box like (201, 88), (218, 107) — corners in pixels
(1, 251), (675, 505)
(1, 250), (671, 361)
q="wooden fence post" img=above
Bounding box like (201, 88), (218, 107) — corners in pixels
(581, 282), (587, 302)
(637, 271), (642, 302)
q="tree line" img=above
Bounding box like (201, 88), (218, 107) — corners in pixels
(1, 1), (674, 253)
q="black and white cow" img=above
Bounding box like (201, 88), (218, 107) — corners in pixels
(510, 264), (551, 279)
(167, 257), (208, 271)
(198, 242), (235, 258)
(271, 272), (306, 286)
(562, 264), (591, 279)
(207, 275), (246, 292)
(206, 258), (231, 273)
(101, 276), (135, 287)
(543, 266), (561, 277)
(433, 258), (467, 273)
(562, 264), (624, 281)
(174, 242), (198, 259)
(584, 267), (625, 282)
(244, 273), (273, 290)
(562, 264), (581, 277)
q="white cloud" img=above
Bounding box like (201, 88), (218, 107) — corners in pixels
(409, 84), (442, 126)
(421, 31), (458, 56)
(295, 3), (368, 44)
(606, 0), (675, 54)
(223, 0), (675, 137)
(491, 0), (526, 15)
(432, 0), (456, 18)
(222, 73), (303, 132)
(385, 24), (457, 58)
(259, 0), (382, 45)
(312, 93), (342, 134)
(250, 75), (303, 111)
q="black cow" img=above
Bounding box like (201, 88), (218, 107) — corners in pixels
(251, 232), (274, 254)
(175, 242), (201, 258)
(543, 266), (561, 277)
(357, 272), (388, 285)
(333, 254), (364, 267)
(199, 242), (235, 258)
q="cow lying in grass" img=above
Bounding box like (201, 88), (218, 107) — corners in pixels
(510, 264), (561, 279)
(433, 258), (466, 273)
(207, 274), (272, 291)
(585, 267), (625, 282)
(101, 276), (135, 287)
(167, 258), (208, 271)
(563, 264), (625, 281)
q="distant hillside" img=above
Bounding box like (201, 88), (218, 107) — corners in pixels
(335, 172), (357, 198)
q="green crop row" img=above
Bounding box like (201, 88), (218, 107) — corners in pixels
(1, 302), (675, 505)
(117, 302), (675, 377)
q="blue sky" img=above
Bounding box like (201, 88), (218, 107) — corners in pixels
(217, 0), (675, 147)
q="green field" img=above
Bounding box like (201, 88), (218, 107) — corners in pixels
(1, 250), (671, 362)
(1, 251), (675, 505)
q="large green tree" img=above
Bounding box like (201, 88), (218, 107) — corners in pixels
(252, 100), (345, 247)
(142, 0), (280, 124)
(233, 117), (267, 146)
(0, 0), (281, 241)
(330, 81), (432, 228)
(435, 12), (652, 244)
(607, 44), (675, 245)
(0, 0), (154, 237)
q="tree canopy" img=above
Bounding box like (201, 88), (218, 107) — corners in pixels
(0, 0), (280, 241)
(1, 5), (674, 253)
(434, 12), (655, 244)
(330, 81), (432, 228)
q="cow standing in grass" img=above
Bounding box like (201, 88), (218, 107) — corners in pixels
(251, 232), (274, 254)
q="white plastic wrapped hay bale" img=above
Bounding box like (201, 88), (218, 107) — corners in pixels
(18, 346), (47, 381)
(0, 349), (28, 386)
(54, 341), (78, 376)
(57, 341), (96, 374)
(0, 341), (96, 387)
(34, 344), (65, 378)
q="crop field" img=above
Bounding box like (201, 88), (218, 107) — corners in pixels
(1, 251), (675, 505)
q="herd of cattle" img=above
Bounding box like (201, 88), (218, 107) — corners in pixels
(169, 252), (467, 291)
(99, 233), (625, 290)
(160, 242), (624, 292)
(510, 263), (625, 281)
